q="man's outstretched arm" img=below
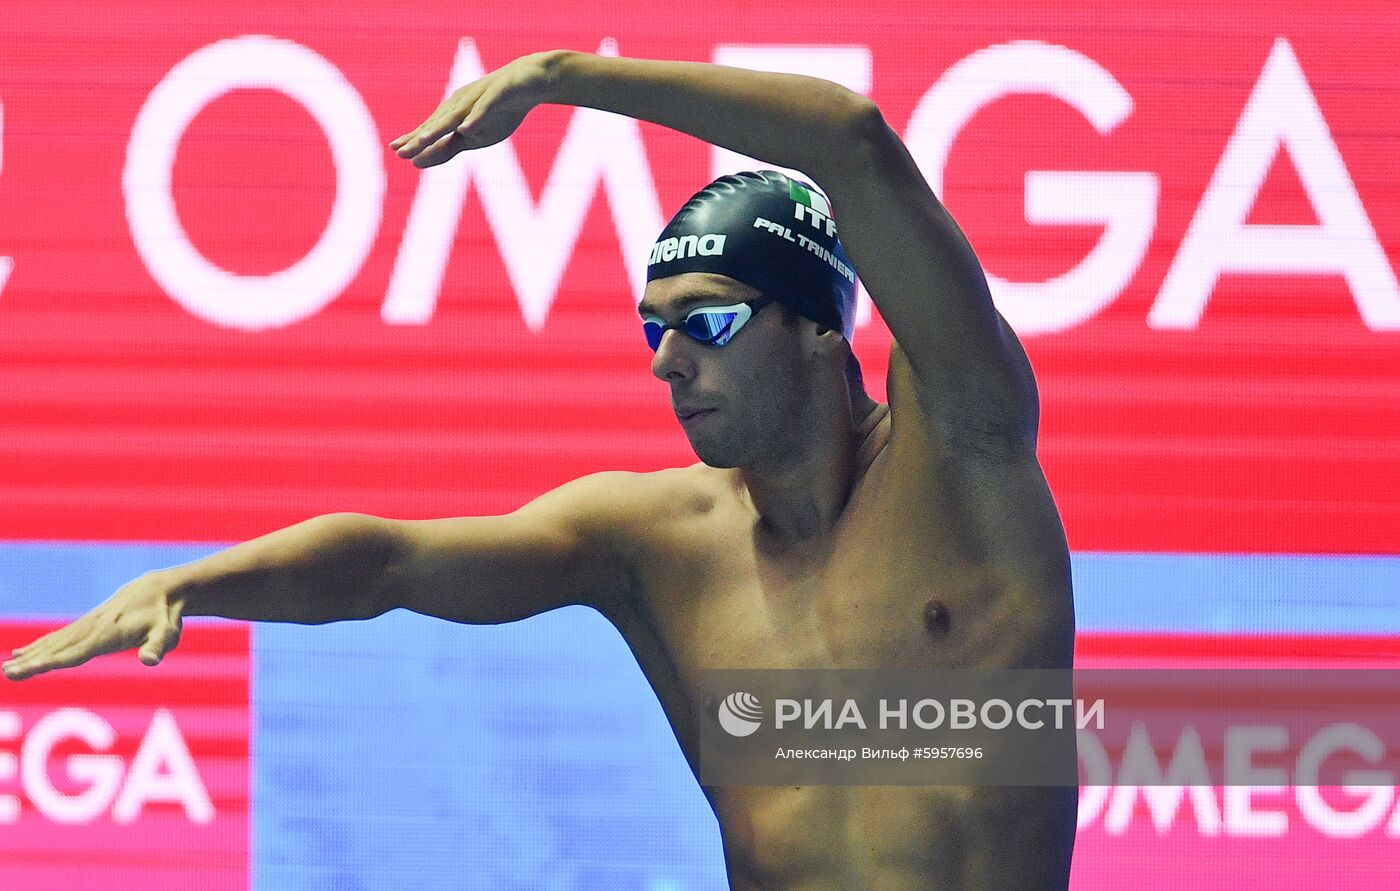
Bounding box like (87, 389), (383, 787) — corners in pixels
(2, 472), (636, 681)
(392, 51), (1036, 447)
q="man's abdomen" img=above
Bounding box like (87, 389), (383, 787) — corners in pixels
(714, 785), (1074, 891)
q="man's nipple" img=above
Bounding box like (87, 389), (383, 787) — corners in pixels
(923, 598), (951, 635)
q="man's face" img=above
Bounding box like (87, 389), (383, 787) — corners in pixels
(639, 272), (815, 469)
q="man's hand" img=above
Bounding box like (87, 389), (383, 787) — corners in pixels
(1, 572), (184, 681)
(390, 50), (565, 168)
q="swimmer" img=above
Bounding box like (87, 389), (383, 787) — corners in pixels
(5, 50), (1075, 889)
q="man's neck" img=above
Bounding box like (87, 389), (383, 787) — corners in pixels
(738, 387), (882, 546)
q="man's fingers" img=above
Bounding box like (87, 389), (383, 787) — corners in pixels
(453, 85), (498, 138)
(389, 117), (439, 150)
(7, 628), (67, 665)
(395, 102), (468, 158)
(393, 83), (490, 158)
(138, 614), (182, 667)
(410, 132), (470, 169)
(391, 126), (429, 156)
(4, 577), (186, 682)
(44, 648), (88, 673)
(2, 656), (28, 680)
(138, 630), (161, 666)
(3, 636), (46, 678)
(4, 642), (88, 680)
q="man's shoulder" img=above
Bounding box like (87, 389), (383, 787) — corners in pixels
(553, 465), (734, 619)
(558, 464), (732, 537)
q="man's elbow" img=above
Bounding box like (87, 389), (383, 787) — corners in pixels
(826, 93), (897, 176)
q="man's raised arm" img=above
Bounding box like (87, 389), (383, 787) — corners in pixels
(2, 472), (636, 681)
(393, 50), (1037, 446)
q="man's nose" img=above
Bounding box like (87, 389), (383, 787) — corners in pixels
(651, 329), (696, 382)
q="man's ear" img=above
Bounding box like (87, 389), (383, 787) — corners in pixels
(813, 325), (846, 357)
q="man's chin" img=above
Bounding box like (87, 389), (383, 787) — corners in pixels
(687, 435), (743, 469)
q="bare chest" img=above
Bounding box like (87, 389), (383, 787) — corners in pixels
(632, 490), (1017, 678)
(608, 455), (1072, 763)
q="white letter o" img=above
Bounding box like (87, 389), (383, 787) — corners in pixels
(124, 36), (384, 329)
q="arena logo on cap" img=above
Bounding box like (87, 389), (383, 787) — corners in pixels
(790, 181), (837, 238)
(647, 233), (727, 265)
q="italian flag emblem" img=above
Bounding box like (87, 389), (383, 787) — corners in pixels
(789, 180), (832, 216)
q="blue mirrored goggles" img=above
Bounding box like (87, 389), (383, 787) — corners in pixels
(642, 296), (774, 352)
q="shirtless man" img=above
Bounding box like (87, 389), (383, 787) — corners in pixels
(4, 50), (1076, 889)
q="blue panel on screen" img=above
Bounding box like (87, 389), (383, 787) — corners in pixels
(1069, 552), (1400, 634)
(251, 607), (723, 890)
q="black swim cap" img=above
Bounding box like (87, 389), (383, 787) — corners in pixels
(646, 170), (858, 339)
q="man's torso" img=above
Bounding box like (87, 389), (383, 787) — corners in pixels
(597, 397), (1076, 890)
